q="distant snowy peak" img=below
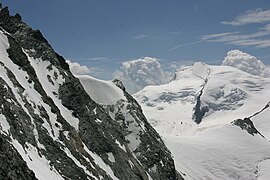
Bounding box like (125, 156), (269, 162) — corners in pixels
(222, 49), (270, 78)
(192, 62), (210, 80)
(135, 62), (270, 136)
(173, 62), (210, 82)
(135, 61), (270, 180)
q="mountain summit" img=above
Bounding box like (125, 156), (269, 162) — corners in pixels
(0, 5), (182, 180)
(135, 62), (270, 179)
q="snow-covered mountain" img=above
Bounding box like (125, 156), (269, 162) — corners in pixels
(135, 62), (270, 180)
(0, 6), (182, 180)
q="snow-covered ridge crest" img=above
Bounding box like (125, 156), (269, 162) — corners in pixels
(173, 62), (210, 82)
(76, 75), (126, 105)
(192, 62), (211, 80)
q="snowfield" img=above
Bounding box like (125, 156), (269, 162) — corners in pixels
(135, 62), (270, 180)
(76, 75), (126, 105)
(257, 159), (270, 180)
(165, 125), (270, 180)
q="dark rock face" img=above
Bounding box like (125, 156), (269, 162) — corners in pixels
(233, 118), (264, 137)
(193, 85), (209, 124)
(104, 89), (184, 180)
(0, 134), (37, 180)
(113, 79), (126, 92)
(0, 6), (182, 180)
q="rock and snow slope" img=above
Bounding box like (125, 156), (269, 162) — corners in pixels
(0, 6), (182, 180)
(135, 62), (270, 180)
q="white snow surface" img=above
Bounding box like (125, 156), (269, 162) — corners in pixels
(135, 64), (207, 136)
(252, 104), (270, 141)
(135, 62), (270, 179)
(192, 62), (210, 80)
(135, 63), (270, 135)
(82, 143), (119, 180)
(76, 75), (126, 105)
(165, 125), (270, 180)
(222, 50), (270, 78)
(12, 140), (64, 180)
(0, 114), (10, 134)
(257, 159), (270, 180)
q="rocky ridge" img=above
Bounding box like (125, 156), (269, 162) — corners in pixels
(0, 5), (182, 180)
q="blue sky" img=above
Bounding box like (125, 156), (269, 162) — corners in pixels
(2, 0), (270, 79)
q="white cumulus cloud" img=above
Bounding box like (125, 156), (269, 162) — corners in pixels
(114, 57), (172, 93)
(222, 50), (270, 78)
(66, 60), (91, 75)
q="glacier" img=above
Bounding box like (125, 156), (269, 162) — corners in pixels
(135, 62), (270, 180)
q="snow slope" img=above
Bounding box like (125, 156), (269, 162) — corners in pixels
(76, 75), (126, 105)
(135, 62), (270, 135)
(257, 159), (270, 180)
(199, 65), (270, 128)
(134, 62), (209, 136)
(165, 125), (270, 180)
(135, 62), (270, 180)
(251, 102), (270, 141)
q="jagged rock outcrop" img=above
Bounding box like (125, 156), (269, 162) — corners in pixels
(0, 5), (182, 180)
(192, 63), (210, 124)
(192, 85), (209, 124)
(110, 80), (183, 179)
(233, 118), (264, 137)
(233, 101), (270, 138)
